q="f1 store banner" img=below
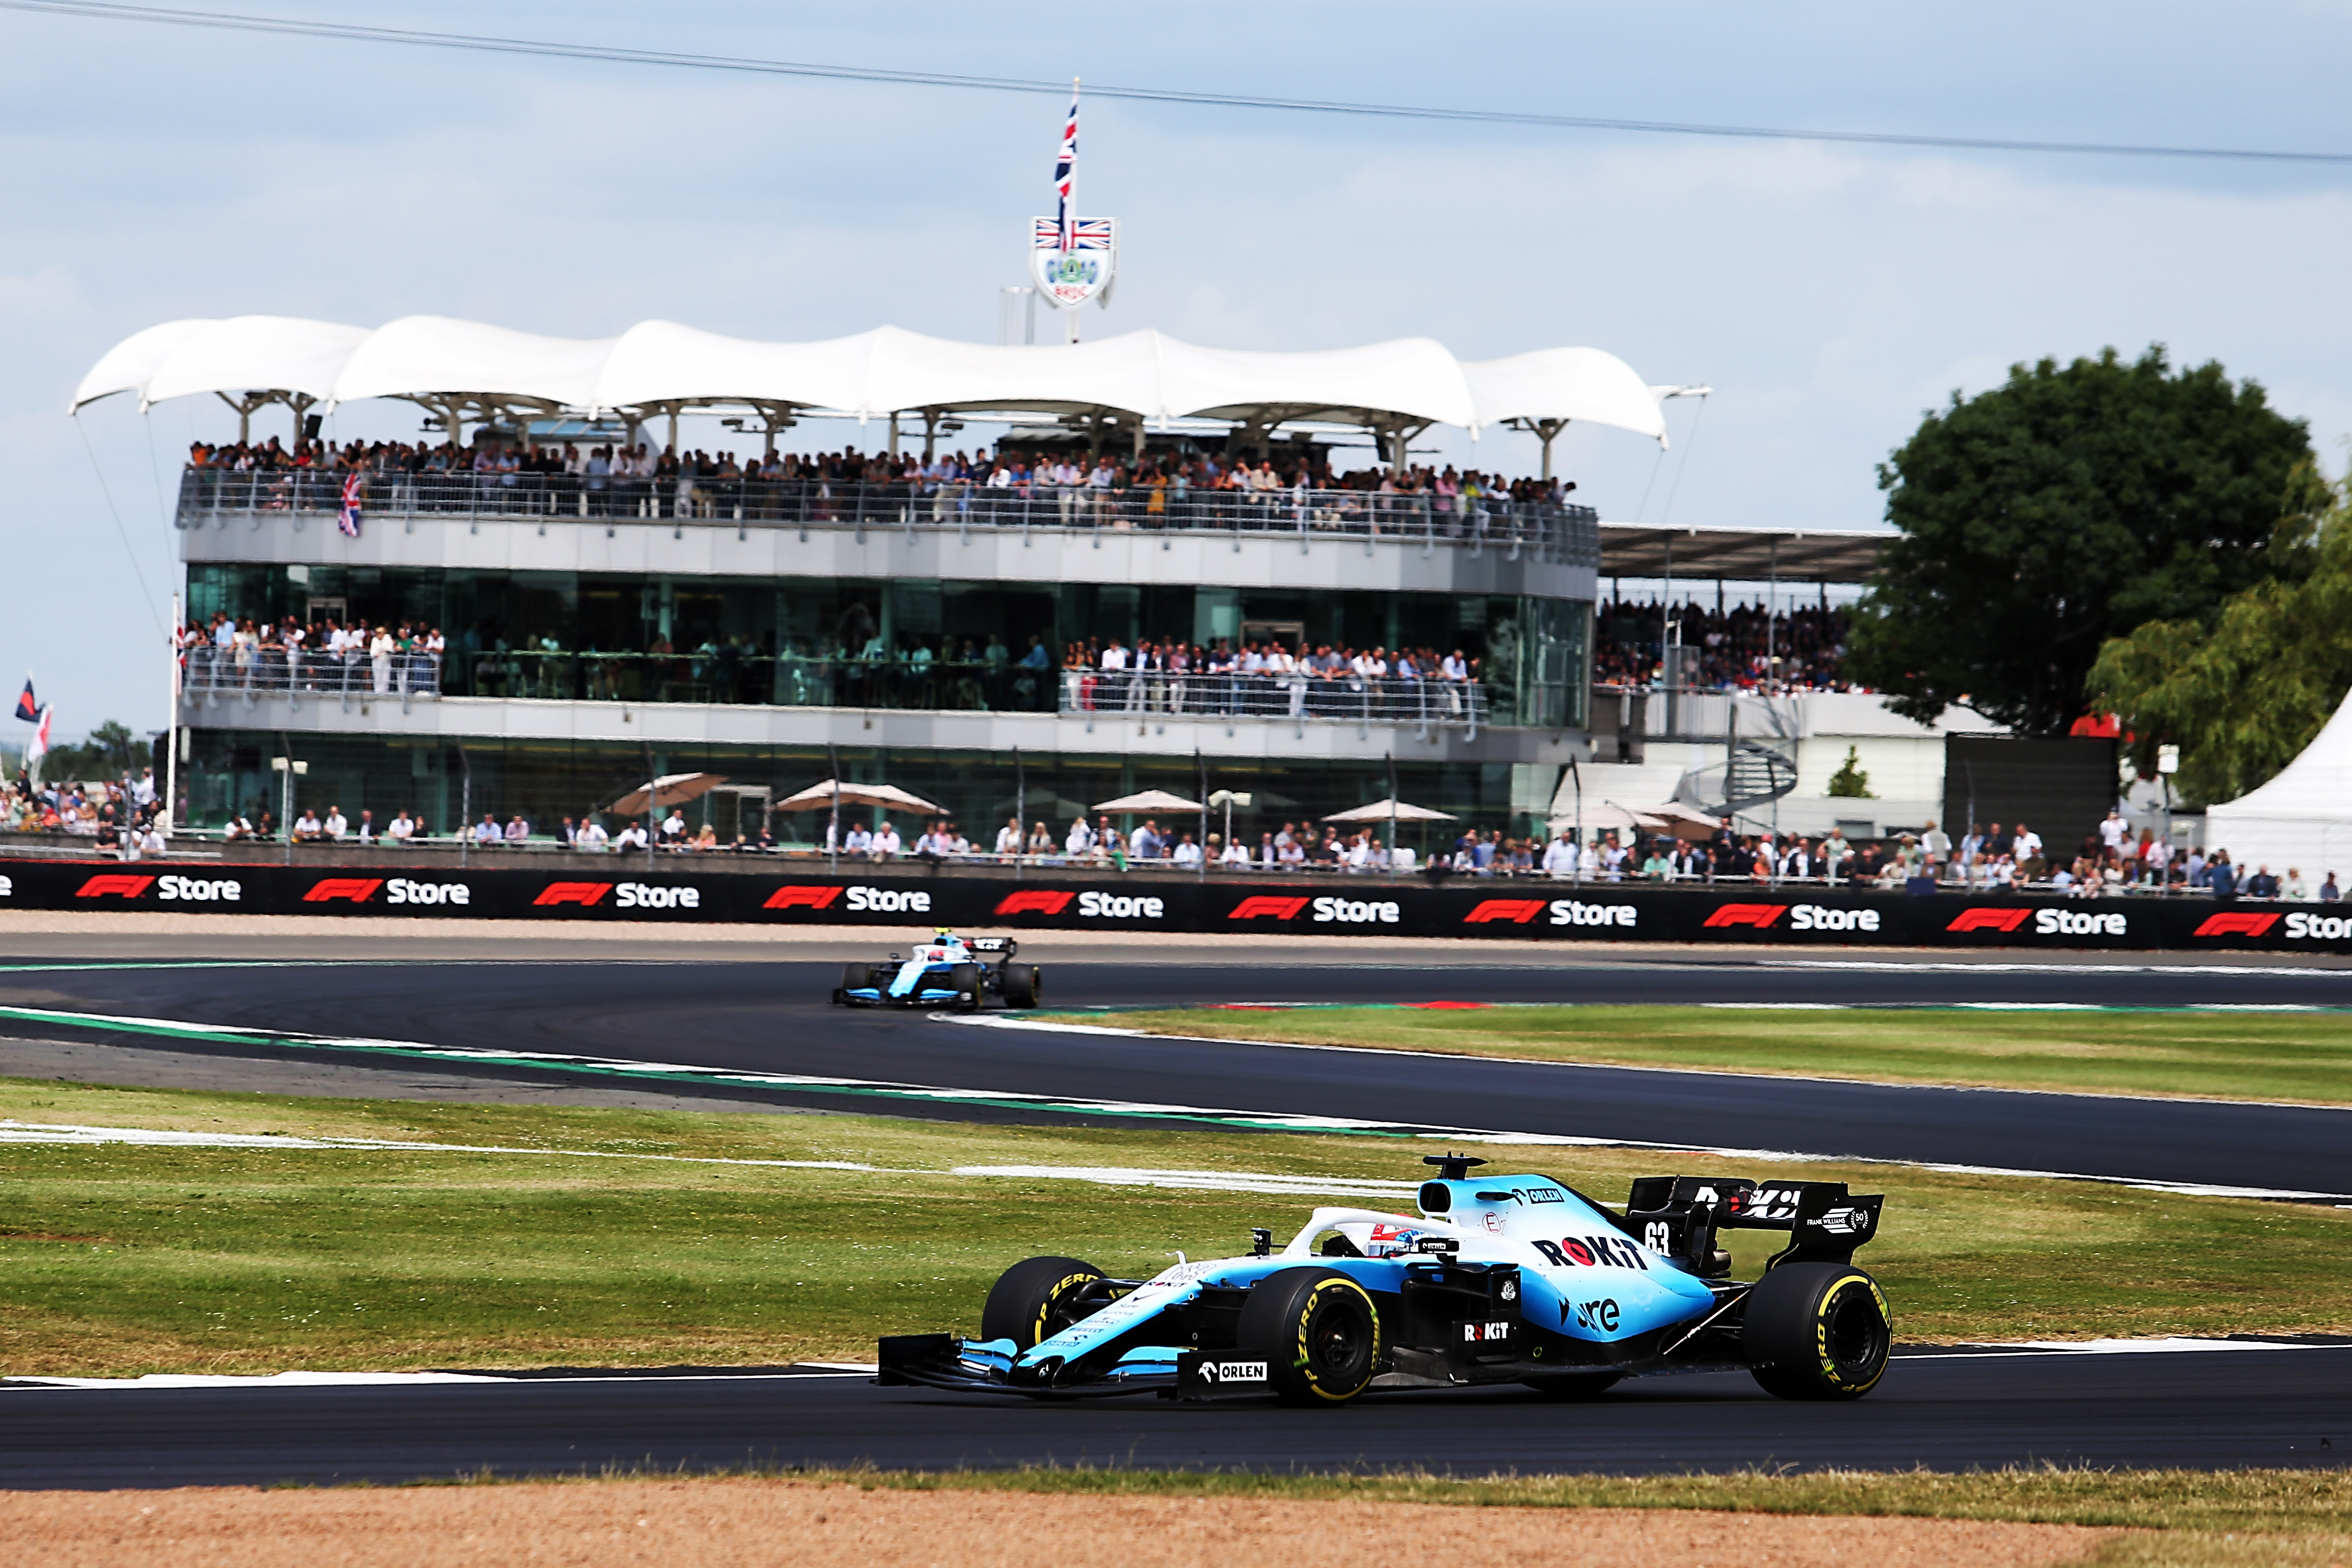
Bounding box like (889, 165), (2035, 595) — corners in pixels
(5, 859), (2349, 952)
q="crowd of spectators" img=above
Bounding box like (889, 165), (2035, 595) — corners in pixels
(181, 611), (444, 696)
(4, 769), (170, 857)
(182, 436), (1579, 532)
(1062, 638), (1482, 720)
(1593, 598), (1857, 693)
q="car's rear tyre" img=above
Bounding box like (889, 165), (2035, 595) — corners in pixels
(947, 962), (983, 1010)
(1000, 962), (1041, 1009)
(1237, 1267), (1384, 1406)
(980, 1256), (1107, 1349)
(1743, 1262), (1891, 1401)
(1520, 1371), (1623, 1400)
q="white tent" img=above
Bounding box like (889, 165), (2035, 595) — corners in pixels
(71, 315), (1672, 445)
(2205, 686), (2352, 884)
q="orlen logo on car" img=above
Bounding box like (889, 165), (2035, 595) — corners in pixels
(1702, 902), (1786, 929)
(765, 885), (845, 911)
(534, 881), (613, 907)
(1464, 898), (1547, 925)
(1550, 899), (1635, 929)
(1228, 896), (1309, 921)
(2195, 911), (2281, 939)
(1078, 891), (1163, 920)
(995, 890), (1074, 916)
(1947, 907), (2032, 934)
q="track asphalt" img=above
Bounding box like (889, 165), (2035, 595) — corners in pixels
(2, 1348), (2346, 1485)
(2, 955), (2348, 1194)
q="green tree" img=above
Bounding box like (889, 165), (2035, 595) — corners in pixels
(34, 719), (148, 785)
(1848, 346), (2319, 735)
(2087, 482), (2352, 807)
(1825, 746), (1874, 798)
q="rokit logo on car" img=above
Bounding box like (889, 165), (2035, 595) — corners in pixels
(1196, 1360), (1267, 1383)
(1077, 891), (1163, 920)
(1311, 896), (1398, 924)
(1530, 1235), (1651, 1272)
(1460, 1320), (1513, 1343)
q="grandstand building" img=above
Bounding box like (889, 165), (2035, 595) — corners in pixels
(85, 317), (1681, 843)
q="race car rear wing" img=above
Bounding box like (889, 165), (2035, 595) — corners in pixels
(965, 937), (1018, 956)
(1622, 1176), (1884, 1273)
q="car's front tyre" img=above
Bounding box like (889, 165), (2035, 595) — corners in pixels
(1237, 1267), (1384, 1406)
(1742, 1262), (1891, 1400)
(980, 1256), (1108, 1349)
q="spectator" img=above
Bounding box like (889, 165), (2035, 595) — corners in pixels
(1172, 832), (1202, 866)
(1542, 829), (1577, 878)
(577, 817), (609, 851)
(1217, 833), (1250, 867)
(558, 815), (578, 847)
(504, 814), (530, 848)
(995, 816), (1022, 857)
(2322, 873), (2341, 902)
(1026, 821), (1054, 856)
(2098, 809), (2128, 857)
(2283, 867), (2307, 902)
(1919, 818), (1949, 872)
(2207, 851), (2237, 899)
(659, 808), (686, 847)
(1132, 819), (1163, 860)
(1064, 816), (1094, 858)
(294, 807), (323, 842)
(323, 804), (348, 841)
(387, 809), (415, 843)
(2245, 864), (2280, 900)
(355, 808), (375, 845)
(472, 813), (501, 849)
(871, 819), (902, 859)
(844, 819), (872, 855)
(614, 818), (649, 852)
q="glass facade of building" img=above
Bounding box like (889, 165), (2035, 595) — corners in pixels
(186, 564), (1590, 730)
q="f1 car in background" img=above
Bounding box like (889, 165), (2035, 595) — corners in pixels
(881, 1154), (1889, 1404)
(833, 930), (1044, 1010)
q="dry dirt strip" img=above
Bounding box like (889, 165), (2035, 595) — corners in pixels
(0, 1479), (2117, 1568)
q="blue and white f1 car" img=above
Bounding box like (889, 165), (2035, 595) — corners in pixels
(832, 930), (1042, 1010)
(880, 1154), (1890, 1404)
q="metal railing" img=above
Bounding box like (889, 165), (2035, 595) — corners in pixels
(1059, 668), (1489, 729)
(182, 641), (441, 698)
(173, 467), (1599, 564)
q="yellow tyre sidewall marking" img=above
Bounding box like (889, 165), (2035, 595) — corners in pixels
(1033, 1271), (1099, 1347)
(1813, 1272), (1891, 1392)
(1293, 1277), (1382, 1401)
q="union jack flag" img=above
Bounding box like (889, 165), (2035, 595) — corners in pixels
(1032, 217), (1113, 252)
(337, 470), (363, 538)
(1053, 78), (1078, 252)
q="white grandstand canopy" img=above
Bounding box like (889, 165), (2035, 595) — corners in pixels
(71, 314), (1671, 446)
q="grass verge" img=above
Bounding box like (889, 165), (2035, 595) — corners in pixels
(1, 1073), (2349, 1376)
(1096, 1004), (2352, 1107)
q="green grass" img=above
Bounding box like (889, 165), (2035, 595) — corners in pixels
(1097, 1004), (2352, 1107)
(2, 1074), (2350, 1377)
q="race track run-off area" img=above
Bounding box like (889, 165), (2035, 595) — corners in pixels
(3, 946), (2351, 1482)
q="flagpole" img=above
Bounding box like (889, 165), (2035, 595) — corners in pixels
(165, 591), (179, 840)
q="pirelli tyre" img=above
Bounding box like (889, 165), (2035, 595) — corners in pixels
(1742, 1261), (1892, 1401)
(946, 962), (983, 1010)
(980, 1256), (1107, 1350)
(834, 963), (873, 1004)
(999, 962), (1042, 1009)
(1237, 1267), (1385, 1406)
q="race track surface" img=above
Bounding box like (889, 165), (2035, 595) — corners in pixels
(3, 1347), (2345, 1487)
(3, 956), (2349, 1195)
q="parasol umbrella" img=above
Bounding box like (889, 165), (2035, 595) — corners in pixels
(1547, 803), (1666, 834)
(772, 778), (943, 816)
(607, 772), (727, 817)
(1322, 798), (1458, 823)
(1641, 801), (1724, 838)
(1091, 789), (1205, 813)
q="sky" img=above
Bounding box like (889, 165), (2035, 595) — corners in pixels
(7, 0), (2352, 737)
